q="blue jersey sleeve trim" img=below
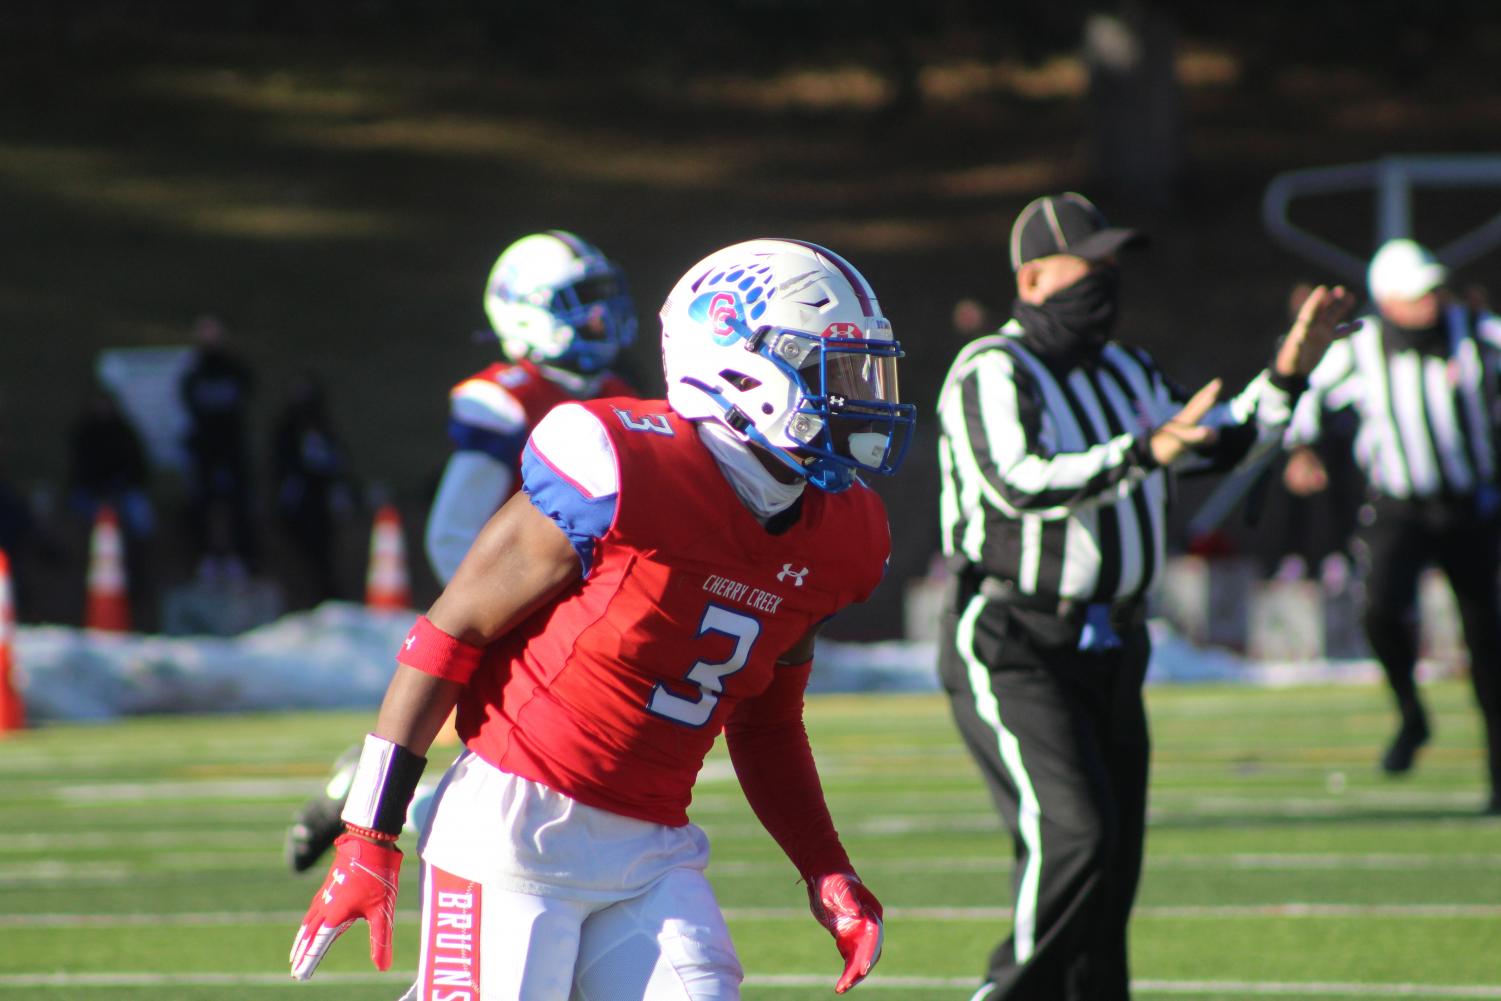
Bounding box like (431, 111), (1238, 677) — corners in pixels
(448, 419), (528, 466)
(521, 441), (617, 575)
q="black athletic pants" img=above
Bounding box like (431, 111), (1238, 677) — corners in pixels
(938, 591), (1151, 1001)
(1358, 496), (1501, 803)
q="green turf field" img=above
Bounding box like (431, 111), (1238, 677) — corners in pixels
(2, 682), (1498, 1000)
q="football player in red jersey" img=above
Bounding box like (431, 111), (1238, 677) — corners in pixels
(284, 231), (638, 873)
(425, 230), (639, 582)
(290, 239), (915, 998)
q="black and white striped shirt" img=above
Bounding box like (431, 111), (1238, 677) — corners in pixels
(1287, 305), (1501, 500)
(937, 321), (1299, 605)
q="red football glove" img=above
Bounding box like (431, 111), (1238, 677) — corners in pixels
(809, 872), (884, 993)
(289, 833), (402, 980)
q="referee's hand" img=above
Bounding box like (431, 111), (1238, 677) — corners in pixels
(1283, 446), (1329, 496)
(1151, 379), (1221, 466)
(1275, 284), (1356, 377)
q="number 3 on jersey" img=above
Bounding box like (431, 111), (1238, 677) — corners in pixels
(648, 604), (761, 727)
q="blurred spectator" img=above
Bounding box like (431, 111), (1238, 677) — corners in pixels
(66, 382), (156, 625)
(67, 383), (154, 540)
(179, 314), (256, 580)
(1464, 282), (1491, 314)
(0, 413), (38, 616)
(270, 372), (352, 608)
(0, 475), (30, 561)
(951, 296), (990, 337)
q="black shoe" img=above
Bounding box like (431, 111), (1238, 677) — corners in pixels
(285, 745), (361, 873)
(1380, 718), (1430, 775)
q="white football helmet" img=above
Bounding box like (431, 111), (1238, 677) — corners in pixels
(483, 231), (637, 373)
(661, 238), (915, 492)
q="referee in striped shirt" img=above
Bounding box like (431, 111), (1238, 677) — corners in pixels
(1284, 238), (1501, 806)
(935, 192), (1353, 1001)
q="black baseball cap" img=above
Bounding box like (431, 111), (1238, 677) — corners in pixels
(1009, 192), (1145, 271)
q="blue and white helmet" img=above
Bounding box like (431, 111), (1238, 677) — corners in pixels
(660, 238), (915, 492)
(483, 231), (637, 373)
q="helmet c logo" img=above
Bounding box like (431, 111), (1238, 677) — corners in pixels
(709, 292), (741, 340)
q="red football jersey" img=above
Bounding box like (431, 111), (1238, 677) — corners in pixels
(456, 399), (890, 826)
(448, 358), (636, 493)
(455, 359), (635, 422)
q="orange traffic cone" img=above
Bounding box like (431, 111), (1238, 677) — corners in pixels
(0, 549), (24, 734)
(85, 504), (132, 632)
(365, 504), (412, 611)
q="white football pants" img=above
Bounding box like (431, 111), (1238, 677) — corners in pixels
(397, 752), (742, 1001)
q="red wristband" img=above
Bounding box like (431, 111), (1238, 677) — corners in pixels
(396, 615), (485, 683)
(344, 822), (399, 844)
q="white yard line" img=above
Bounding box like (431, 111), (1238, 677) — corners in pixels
(0, 910), (318, 927)
(811, 853), (1501, 873)
(875, 903), (1501, 920)
(9, 838), (1495, 869)
(707, 796), (1497, 837)
(53, 778), (325, 802)
(1157, 791), (1492, 812)
(8, 830), (275, 850)
(6, 850), (1495, 887)
(0, 971), (1498, 996)
(5, 901), (1501, 929)
(0, 971), (406, 987)
(0, 862), (132, 885)
(1147, 852), (1501, 870)
(1131, 981), (1501, 998)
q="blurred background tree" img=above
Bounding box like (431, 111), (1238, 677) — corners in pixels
(2, 0), (1499, 635)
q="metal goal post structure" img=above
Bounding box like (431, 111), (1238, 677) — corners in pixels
(1187, 154), (1501, 540)
(1261, 153), (1501, 283)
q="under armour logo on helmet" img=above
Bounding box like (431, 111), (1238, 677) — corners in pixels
(777, 563), (810, 587)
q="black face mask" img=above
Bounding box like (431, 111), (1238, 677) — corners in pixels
(1385, 314), (1447, 355)
(1014, 265), (1121, 365)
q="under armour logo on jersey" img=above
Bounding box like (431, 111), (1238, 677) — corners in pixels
(777, 563), (810, 587)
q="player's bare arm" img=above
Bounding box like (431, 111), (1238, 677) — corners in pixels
(367, 491), (581, 756)
(428, 488), (581, 646)
(291, 490), (580, 981)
